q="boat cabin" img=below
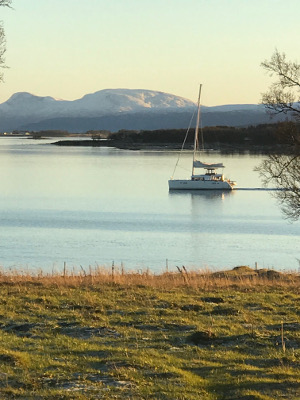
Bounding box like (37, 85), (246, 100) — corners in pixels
(192, 166), (225, 181)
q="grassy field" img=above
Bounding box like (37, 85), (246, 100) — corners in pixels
(0, 266), (299, 399)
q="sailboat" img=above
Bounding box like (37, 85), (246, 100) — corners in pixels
(168, 85), (236, 190)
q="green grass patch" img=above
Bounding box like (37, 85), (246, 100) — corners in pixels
(0, 269), (299, 399)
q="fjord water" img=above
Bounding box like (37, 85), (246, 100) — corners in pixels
(0, 137), (299, 273)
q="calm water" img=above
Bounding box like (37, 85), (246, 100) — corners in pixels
(0, 137), (299, 273)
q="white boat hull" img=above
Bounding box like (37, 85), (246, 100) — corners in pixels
(168, 179), (234, 190)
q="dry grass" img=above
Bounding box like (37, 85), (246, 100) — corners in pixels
(0, 265), (299, 291)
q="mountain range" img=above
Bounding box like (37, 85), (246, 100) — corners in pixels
(0, 89), (281, 133)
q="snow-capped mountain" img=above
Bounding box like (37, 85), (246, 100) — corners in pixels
(1, 89), (196, 118)
(0, 88), (273, 132)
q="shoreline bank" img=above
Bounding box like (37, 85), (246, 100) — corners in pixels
(51, 139), (291, 154)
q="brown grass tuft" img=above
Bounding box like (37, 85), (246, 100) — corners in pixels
(0, 265), (298, 291)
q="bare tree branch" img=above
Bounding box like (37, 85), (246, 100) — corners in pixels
(0, 23), (5, 81)
(256, 152), (300, 221)
(0, 1), (12, 8)
(258, 51), (300, 221)
(0, 0), (12, 82)
(261, 50), (300, 122)
(261, 50), (300, 89)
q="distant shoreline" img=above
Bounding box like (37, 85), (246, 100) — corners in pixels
(51, 139), (290, 154)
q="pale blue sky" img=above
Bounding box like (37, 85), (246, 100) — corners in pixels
(0, 0), (299, 105)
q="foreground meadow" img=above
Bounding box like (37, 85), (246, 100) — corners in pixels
(0, 266), (299, 399)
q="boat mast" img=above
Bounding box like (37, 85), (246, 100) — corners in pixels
(192, 84), (202, 177)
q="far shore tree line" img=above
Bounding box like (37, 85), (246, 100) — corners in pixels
(108, 122), (299, 148)
(16, 121), (299, 149)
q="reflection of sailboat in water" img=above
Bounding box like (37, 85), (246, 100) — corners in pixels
(168, 84), (236, 190)
(169, 189), (235, 200)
